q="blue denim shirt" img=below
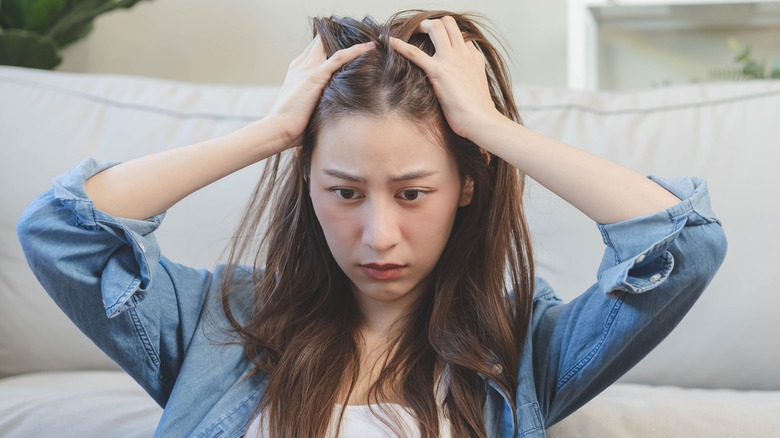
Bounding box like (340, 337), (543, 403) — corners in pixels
(17, 159), (727, 438)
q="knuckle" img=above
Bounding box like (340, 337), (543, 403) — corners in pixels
(330, 51), (346, 63)
(406, 45), (423, 58)
(430, 20), (445, 31)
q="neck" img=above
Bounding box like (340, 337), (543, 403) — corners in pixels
(352, 279), (432, 338)
(356, 298), (409, 340)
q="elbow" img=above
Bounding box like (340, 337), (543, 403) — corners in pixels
(702, 221), (727, 281)
(679, 221), (728, 295)
(17, 194), (46, 258)
(17, 193), (52, 273)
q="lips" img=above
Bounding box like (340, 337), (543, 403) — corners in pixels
(359, 263), (406, 280)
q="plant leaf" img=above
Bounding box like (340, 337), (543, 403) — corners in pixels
(742, 60), (765, 79)
(0, 0), (70, 34)
(734, 47), (751, 62)
(47, 0), (148, 44)
(0, 0), (24, 29)
(56, 20), (94, 49)
(0, 28), (61, 69)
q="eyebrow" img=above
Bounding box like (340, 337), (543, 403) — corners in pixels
(323, 169), (438, 183)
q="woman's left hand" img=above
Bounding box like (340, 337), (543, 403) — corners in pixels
(389, 16), (505, 143)
(393, 17), (684, 224)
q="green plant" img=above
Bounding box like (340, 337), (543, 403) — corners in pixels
(726, 37), (780, 80)
(0, 0), (151, 70)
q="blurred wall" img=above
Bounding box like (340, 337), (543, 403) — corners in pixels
(56, 0), (568, 88)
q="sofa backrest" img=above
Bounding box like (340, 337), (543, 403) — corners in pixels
(2, 66), (778, 390)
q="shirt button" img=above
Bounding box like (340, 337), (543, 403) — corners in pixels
(635, 254), (646, 263)
(649, 273), (662, 282)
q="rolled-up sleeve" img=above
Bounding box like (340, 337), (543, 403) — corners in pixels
(531, 176), (727, 427)
(16, 158), (235, 406)
(50, 158), (164, 317)
(596, 176), (722, 296)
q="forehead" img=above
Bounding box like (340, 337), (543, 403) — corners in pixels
(311, 115), (458, 180)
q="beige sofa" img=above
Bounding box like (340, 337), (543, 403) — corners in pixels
(1, 65), (779, 437)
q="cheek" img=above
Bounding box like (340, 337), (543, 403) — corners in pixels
(310, 195), (354, 251)
(411, 202), (460, 247)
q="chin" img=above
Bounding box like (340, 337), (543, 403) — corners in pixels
(359, 285), (410, 302)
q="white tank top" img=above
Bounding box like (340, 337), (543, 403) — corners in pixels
(247, 369), (452, 437)
(246, 401), (453, 437)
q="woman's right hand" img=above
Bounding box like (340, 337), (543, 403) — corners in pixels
(266, 36), (375, 152)
(84, 37), (373, 220)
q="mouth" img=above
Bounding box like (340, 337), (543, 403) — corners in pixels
(359, 263), (406, 280)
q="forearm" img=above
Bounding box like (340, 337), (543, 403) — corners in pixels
(85, 118), (289, 219)
(475, 115), (681, 224)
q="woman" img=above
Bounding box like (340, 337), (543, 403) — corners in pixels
(17, 9), (726, 438)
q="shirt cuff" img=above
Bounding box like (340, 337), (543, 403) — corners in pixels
(52, 158), (165, 318)
(595, 176), (721, 296)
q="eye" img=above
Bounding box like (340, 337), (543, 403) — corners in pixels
(399, 190), (424, 201)
(333, 188), (360, 200)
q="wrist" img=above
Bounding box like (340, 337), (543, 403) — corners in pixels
(465, 111), (517, 150)
(239, 117), (297, 158)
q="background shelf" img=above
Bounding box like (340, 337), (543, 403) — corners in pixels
(568, 0), (780, 89)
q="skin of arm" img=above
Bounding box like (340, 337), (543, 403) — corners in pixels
(85, 37), (376, 220)
(389, 17), (681, 225)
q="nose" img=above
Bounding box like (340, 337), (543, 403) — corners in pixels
(361, 197), (401, 252)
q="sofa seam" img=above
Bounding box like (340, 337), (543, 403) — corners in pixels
(0, 74), (260, 122)
(519, 87), (780, 116)
(2, 72), (780, 120)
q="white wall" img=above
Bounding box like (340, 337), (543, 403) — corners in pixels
(57, 0), (568, 88)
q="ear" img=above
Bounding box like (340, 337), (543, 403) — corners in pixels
(459, 177), (474, 207)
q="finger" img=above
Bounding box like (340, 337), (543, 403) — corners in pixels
(298, 34), (321, 60)
(291, 35), (322, 67)
(467, 38), (483, 58)
(418, 19), (453, 55)
(309, 34), (327, 61)
(321, 41), (375, 74)
(440, 16), (467, 50)
(388, 37), (435, 71)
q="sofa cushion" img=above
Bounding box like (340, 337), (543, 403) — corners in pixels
(1, 66), (275, 377)
(546, 383), (780, 437)
(1, 65), (778, 390)
(0, 371), (161, 438)
(1, 372), (775, 438)
(519, 81), (780, 390)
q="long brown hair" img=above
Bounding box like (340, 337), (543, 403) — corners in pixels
(221, 9), (534, 437)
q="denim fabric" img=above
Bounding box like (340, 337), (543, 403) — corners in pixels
(17, 158), (727, 437)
